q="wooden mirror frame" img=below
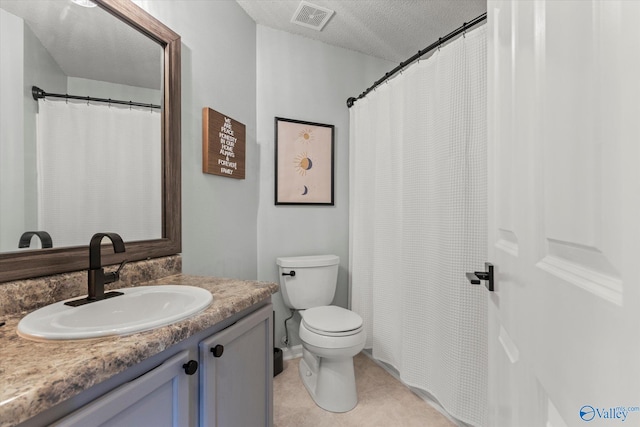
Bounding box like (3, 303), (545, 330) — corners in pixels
(0, 0), (181, 282)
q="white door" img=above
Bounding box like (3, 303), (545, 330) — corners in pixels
(487, 1), (640, 426)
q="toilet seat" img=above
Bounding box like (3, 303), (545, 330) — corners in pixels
(302, 305), (363, 337)
(303, 323), (364, 337)
(299, 320), (366, 351)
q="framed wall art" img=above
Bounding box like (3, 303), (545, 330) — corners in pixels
(274, 117), (334, 205)
(202, 107), (246, 179)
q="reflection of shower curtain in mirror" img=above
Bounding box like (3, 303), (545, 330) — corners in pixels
(36, 101), (161, 247)
(349, 26), (487, 426)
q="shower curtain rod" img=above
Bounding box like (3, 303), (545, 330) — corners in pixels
(31, 86), (161, 110)
(346, 12), (487, 108)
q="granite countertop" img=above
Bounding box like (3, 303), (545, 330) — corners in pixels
(0, 274), (278, 427)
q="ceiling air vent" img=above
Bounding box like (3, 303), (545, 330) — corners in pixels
(291, 1), (335, 31)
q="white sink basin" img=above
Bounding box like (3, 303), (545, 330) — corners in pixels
(17, 285), (213, 340)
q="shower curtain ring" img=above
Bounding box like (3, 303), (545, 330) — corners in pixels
(86, 96), (90, 106)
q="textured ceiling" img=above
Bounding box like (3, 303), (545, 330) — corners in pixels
(0, 0), (162, 90)
(236, 0), (487, 64)
(2, 0), (487, 90)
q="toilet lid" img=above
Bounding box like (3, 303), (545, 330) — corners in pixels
(302, 306), (363, 334)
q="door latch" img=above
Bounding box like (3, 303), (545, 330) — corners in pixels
(466, 262), (494, 291)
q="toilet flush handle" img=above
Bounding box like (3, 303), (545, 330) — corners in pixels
(282, 270), (296, 277)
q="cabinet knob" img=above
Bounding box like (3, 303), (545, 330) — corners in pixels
(183, 360), (198, 375)
(211, 344), (224, 358)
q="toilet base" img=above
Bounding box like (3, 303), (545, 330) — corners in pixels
(298, 349), (358, 413)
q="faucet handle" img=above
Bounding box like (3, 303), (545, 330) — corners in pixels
(113, 260), (128, 281)
(115, 259), (128, 276)
(104, 260), (128, 285)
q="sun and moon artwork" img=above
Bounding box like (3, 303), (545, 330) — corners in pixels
(275, 118), (334, 205)
(296, 128), (315, 144)
(294, 152), (313, 176)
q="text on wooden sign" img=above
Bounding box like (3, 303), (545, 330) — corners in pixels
(202, 107), (246, 179)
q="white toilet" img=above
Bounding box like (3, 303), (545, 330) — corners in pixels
(276, 254), (365, 413)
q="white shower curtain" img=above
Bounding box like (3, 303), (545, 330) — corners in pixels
(36, 100), (161, 248)
(350, 26), (487, 426)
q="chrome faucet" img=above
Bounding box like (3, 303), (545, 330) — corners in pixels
(65, 232), (127, 307)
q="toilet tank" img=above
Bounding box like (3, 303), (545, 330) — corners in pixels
(276, 255), (339, 310)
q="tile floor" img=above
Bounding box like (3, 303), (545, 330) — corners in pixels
(273, 353), (456, 427)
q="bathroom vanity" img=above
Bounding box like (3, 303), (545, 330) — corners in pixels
(0, 1), (278, 425)
(0, 268), (278, 427)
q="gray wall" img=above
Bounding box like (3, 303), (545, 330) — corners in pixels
(255, 25), (393, 347)
(0, 8), (24, 252)
(0, 9), (67, 252)
(137, 1), (393, 347)
(138, 0), (259, 280)
(23, 23), (67, 241)
(67, 77), (161, 106)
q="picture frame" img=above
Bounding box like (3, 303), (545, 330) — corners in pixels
(274, 117), (335, 205)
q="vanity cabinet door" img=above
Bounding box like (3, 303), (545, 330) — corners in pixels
(53, 350), (194, 427)
(199, 304), (273, 427)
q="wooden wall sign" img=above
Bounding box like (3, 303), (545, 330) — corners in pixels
(202, 107), (246, 179)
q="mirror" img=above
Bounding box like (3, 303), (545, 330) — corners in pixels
(0, 0), (181, 282)
(1, 0), (163, 251)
